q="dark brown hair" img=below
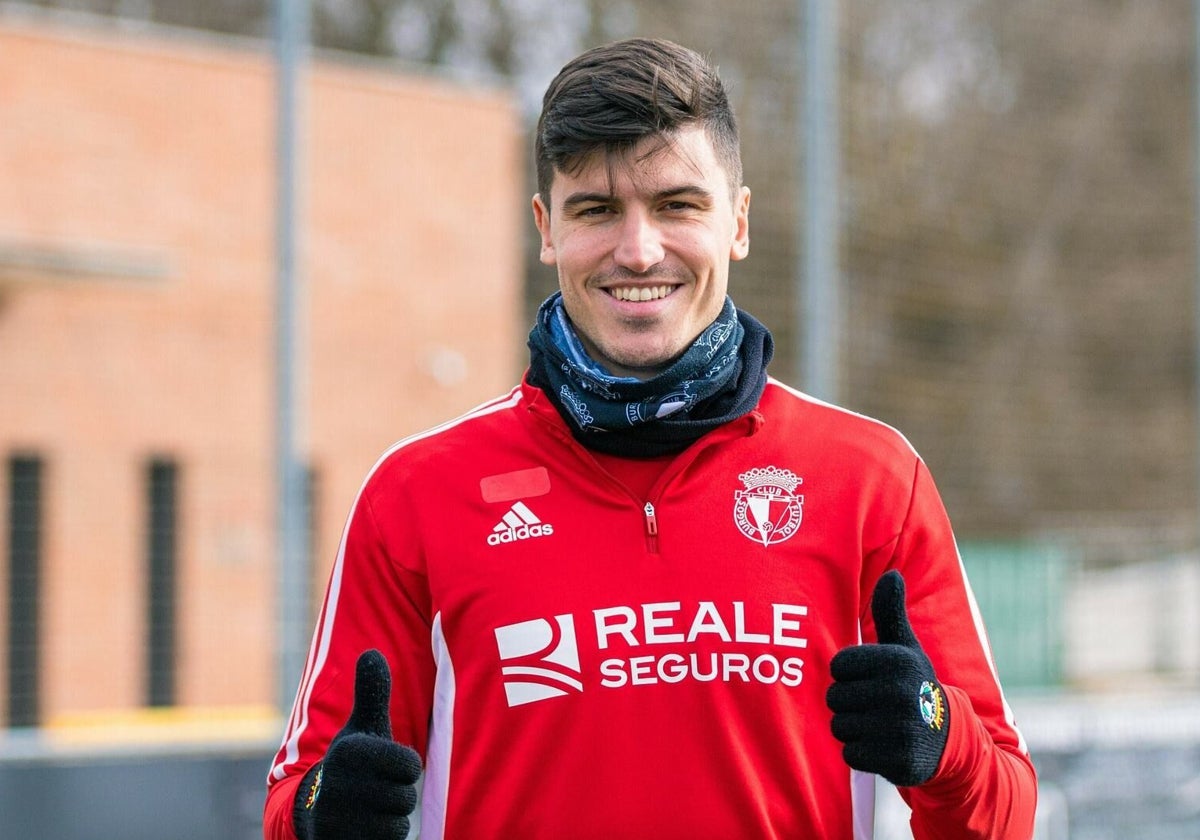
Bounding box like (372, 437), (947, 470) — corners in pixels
(535, 38), (742, 204)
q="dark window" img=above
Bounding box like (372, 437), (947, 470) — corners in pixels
(7, 455), (42, 728)
(146, 458), (178, 707)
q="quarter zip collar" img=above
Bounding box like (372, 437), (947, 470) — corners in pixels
(521, 375), (763, 470)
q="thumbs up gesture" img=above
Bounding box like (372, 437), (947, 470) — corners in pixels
(294, 650), (424, 840)
(825, 571), (950, 787)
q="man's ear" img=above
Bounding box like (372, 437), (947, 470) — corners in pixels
(730, 186), (751, 261)
(532, 194), (556, 266)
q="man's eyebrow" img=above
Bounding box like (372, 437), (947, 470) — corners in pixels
(654, 185), (714, 201)
(561, 185), (714, 210)
(561, 191), (616, 210)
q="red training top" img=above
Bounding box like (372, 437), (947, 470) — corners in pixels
(265, 376), (1037, 840)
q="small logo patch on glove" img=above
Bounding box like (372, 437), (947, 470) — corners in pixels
(303, 765), (323, 810)
(918, 681), (946, 731)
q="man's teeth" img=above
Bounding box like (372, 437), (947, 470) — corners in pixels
(609, 285), (673, 302)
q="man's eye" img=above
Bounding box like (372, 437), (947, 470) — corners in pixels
(578, 205), (611, 217)
(662, 201), (696, 212)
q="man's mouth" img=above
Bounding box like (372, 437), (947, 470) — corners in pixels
(606, 285), (675, 302)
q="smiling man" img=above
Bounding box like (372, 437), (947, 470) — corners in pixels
(265, 38), (1038, 840)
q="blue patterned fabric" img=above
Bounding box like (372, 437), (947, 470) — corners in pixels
(527, 292), (773, 457)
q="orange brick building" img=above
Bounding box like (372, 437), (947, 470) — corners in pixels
(0, 14), (524, 730)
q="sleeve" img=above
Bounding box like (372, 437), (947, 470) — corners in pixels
(262, 463), (437, 840)
(866, 458), (1038, 840)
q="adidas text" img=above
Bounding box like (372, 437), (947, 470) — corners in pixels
(488, 522), (554, 545)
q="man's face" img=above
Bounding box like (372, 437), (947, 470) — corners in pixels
(532, 126), (751, 380)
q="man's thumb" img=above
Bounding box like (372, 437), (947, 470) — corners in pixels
(871, 570), (920, 649)
(346, 649), (393, 738)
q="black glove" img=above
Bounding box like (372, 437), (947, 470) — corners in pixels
(825, 570), (949, 787)
(293, 649), (423, 840)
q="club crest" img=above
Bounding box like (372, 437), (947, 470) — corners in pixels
(733, 466), (804, 546)
(919, 680), (946, 731)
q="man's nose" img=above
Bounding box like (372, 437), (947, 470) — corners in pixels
(612, 209), (665, 273)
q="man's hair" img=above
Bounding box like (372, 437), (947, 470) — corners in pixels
(535, 38), (742, 203)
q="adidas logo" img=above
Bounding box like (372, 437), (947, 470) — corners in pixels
(487, 501), (555, 546)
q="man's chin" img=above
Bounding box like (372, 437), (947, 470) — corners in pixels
(595, 345), (684, 380)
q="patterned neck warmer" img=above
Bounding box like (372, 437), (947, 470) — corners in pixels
(527, 292), (773, 458)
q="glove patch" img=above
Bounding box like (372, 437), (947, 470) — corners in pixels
(918, 680), (946, 731)
(303, 765), (323, 810)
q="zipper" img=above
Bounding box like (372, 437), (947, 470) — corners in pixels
(643, 502), (659, 553)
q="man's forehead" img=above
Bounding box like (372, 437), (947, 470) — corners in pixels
(553, 128), (723, 197)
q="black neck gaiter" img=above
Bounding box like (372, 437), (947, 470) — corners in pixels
(527, 293), (774, 458)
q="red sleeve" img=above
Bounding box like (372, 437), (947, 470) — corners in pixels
(872, 460), (1038, 840)
(904, 686), (1038, 839)
(263, 459), (436, 839)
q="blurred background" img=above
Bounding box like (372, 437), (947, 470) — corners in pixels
(0, 0), (1195, 837)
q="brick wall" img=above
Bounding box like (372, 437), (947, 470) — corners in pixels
(0, 15), (524, 723)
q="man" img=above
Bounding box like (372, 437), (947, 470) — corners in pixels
(264, 38), (1037, 840)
